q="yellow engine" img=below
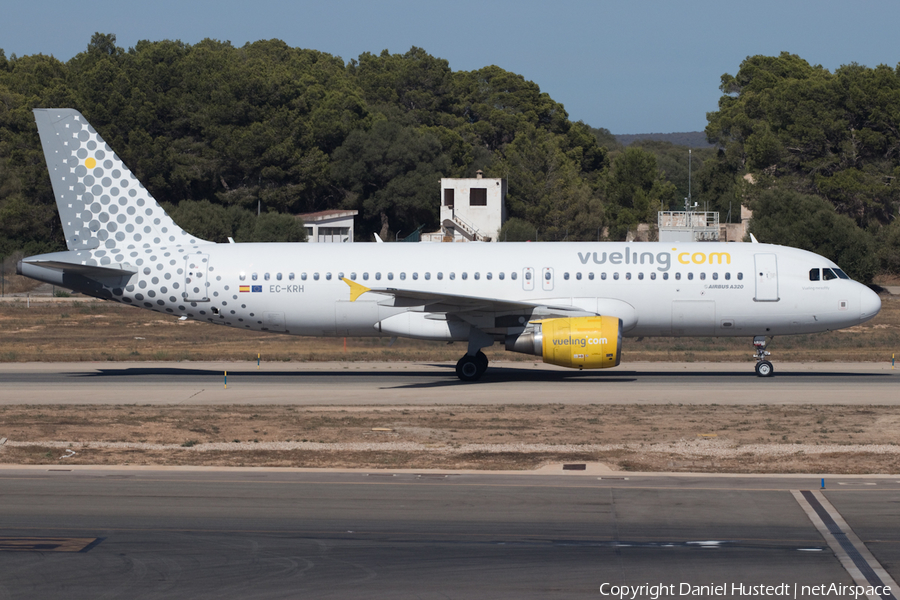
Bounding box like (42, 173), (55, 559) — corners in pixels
(505, 316), (622, 369)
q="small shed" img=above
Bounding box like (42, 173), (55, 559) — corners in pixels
(296, 210), (358, 243)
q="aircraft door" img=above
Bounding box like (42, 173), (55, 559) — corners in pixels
(542, 267), (554, 291)
(754, 253), (779, 302)
(523, 267), (534, 291)
(184, 254), (210, 302)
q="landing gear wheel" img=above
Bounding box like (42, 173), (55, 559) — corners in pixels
(755, 360), (774, 377)
(752, 336), (774, 377)
(456, 352), (489, 382)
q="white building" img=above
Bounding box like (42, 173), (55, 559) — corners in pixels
(657, 205), (752, 243)
(658, 211), (720, 242)
(422, 171), (506, 242)
(297, 209), (357, 243)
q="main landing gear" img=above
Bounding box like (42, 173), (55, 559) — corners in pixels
(456, 351), (489, 382)
(753, 336), (774, 377)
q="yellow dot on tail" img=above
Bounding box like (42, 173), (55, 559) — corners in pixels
(85, 157), (96, 169)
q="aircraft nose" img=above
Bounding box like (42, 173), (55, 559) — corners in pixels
(859, 286), (881, 322)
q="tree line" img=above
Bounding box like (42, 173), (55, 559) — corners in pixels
(701, 52), (900, 282)
(0, 37), (898, 281)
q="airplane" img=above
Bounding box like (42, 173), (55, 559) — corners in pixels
(17, 109), (882, 381)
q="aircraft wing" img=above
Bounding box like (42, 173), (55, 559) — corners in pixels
(341, 277), (590, 317)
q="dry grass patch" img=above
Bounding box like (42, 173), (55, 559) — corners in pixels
(3, 404), (900, 473)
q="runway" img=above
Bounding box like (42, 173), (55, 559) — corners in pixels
(0, 361), (896, 405)
(0, 467), (898, 599)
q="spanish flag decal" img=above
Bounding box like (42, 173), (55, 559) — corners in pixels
(239, 285), (250, 293)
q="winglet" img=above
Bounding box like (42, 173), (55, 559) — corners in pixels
(342, 277), (370, 302)
(374, 233), (384, 243)
(750, 233), (759, 244)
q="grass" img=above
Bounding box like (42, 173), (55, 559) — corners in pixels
(0, 293), (896, 363)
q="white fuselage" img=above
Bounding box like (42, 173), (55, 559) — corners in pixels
(83, 240), (877, 340)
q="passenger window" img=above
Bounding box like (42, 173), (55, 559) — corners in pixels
(589, 273), (595, 280)
(725, 273), (731, 281)
(650, 272), (656, 280)
(338, 272), (344, 280)
(450, 272), (456, 280)
(461, 272), (467, 280)
(350, 272), (357, 280)
(576, 273), (582, 280)
(486, 273), (492, 280)
(712, 273), (718, 280)
(687, 273), (693, 280)
(387, 273), (393, 280)
(425, 272), (431, 280)
(301, 273), (307, 281)
(264, 273), (270, 281)
(375, 273), (382, 281)
(363, 273), (369, 281)
(525, 271), (532, 281)
(613, 273), (620, 280)
(474, 273), (480, 280)
(511, 272), (517, 280)
(239, 273), (246, 281)
(663, 273), (669, 280)
(412, 273), (418, 280)
(544, 272), (551, 281)
(313, 273), (320, 281)
(498, 272), (505, 280)
(252, 273), (258, 281)
(737, 273), (743, 280)
(564, 272), (570, 280)
(638, 272), (644, 280)
(822, 268), (837, 281)
(675, 273), (681, 280)
(437, 273), (443, 280)
(700, 273), (706, 280)
(289, 273), (295, 281)
(601, 273), (607, 280)
(276, 273), (282, 281)
(326, 273), (332, 280)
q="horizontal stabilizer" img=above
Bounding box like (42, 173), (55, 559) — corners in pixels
(18, 252), (137, 289)
(22, 259), (137, 278)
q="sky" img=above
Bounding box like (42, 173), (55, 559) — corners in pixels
(4, 0), (900, 134)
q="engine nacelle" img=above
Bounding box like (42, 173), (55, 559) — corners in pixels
(505, 316), (622, 369)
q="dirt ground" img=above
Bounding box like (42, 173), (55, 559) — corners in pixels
(2, 404), (900, 474)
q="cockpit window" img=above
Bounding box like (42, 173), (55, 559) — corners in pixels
(834, 268), (850, 280)
(809, 268), (820, 281)
(822, 268), (838, 281)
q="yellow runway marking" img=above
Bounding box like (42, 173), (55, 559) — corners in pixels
(0, 537), (102, 552)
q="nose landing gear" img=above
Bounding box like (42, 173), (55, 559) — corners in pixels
(753, 336), (774, 377)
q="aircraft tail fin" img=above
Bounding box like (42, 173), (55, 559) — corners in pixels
(33, 109), (209, 251)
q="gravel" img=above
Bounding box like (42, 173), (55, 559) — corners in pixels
(8, 438), (900, 457)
